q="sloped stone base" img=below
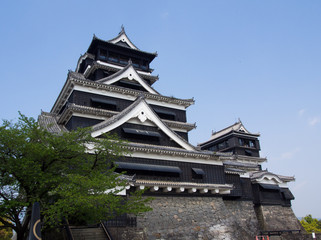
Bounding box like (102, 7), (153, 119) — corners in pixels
(138, 196), (257, 240)
(108, 196), (303, 240)
(254, 205), (302, 231)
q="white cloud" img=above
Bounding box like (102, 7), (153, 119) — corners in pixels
(298, 109), (305, 116)
(308, 117), (320, 126)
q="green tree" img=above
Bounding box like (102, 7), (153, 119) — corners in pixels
(0, 114), (151, 240)
(300, 214), (321, 233)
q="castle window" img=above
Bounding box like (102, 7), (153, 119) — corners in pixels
(99, 49), (107, 60)
(238, 138), (255, 148)
(141, 61), (148, 70)
(115, 161), (181, 177)
(218, 141), (229, 150)
(208, 145), (218, 151)
(154, 109), (176, 121)
(192, 168), (205, 179)
(108, 52), (118, 63)
(132, 58), (140, 68)
(245, 150), (252, 156)
(119, 55), (128, 65)
(91, 97), (117, 110)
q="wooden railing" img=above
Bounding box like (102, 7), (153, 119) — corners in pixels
(100, 221), (114, 240)
(62, 218), (74, 240)
(259, 229), (301, 236)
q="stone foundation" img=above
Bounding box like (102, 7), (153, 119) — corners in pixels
(223, 200), (259, 236)
(108, 197), (303, 240)
(112, 196), (258, 239)
(255, 205), (302, 231)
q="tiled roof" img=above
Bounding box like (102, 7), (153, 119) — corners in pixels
(199, 121), (260, 146)
(75, 53), (95, 73)
(58, 103), (195, 132)
(134, 179), (233, 190)
(121, 142), (230, 162)
(92, 96), (144, 132)
(84, 61), (159, 83)
(57, 103), (117, 125)
(51, 71), (193, 115)
(250, 170), (295, 182)
(88, 34), (157, 57)
(223, 160), (259, 168)
(219, 154), (267, 164)
(96, 61), (160, 95)
(91, 96), (196, 151)
(107, 26), (139, 50)
(38, 111), (66, 134)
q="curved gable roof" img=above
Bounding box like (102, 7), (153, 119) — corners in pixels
(108, 26), (139, 50)
(250, 170), (295, 184)
(87, 34), (157, 59)
(199, 120), (260, 146)
(91, 96), (195, 151)
(96, 62), (159, 95)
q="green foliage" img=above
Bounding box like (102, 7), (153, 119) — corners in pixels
(0, 113), (151, 239)
(300, 214), (321, 233)
(0, 221), (13, 240)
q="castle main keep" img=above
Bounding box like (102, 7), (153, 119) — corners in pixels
(39, 28), (302, 239)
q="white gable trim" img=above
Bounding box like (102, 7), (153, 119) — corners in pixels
(128, 152), (223, 166)
(91, 100), (194, 151)
(99, 65), (158, 95)
(254, 174), (283, 184)
(109, 32), (138, 50)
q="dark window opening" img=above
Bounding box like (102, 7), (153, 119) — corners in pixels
(119, 55), (128, 65)
(245, 150), (252, 156)
(115, 161), (181, 177)
(192, 168), (205, 179)
(117, 80), (146, 91)
(216, 141), (229, 150)
(99, 49), (108, 60)
(154, 109), (176, 121)
(281, 189), (294, 200)
(208, 145), (218, 151)
(108, 52), (118, 63)
(141, 60), (148, 70)
(238, 138), (256, 148)
(132, 58), (140, 68)
(91, 98), (117, 111)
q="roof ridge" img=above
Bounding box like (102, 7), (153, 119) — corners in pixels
(96, 62), (160, 95)
(91, 96), (196, 151)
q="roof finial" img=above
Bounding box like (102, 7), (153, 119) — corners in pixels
(120, 24), (125, 33)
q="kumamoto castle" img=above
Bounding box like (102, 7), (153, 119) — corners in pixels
(38, 28), (305, 239)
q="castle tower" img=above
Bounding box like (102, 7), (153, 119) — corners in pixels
(39, 28), (301, 239)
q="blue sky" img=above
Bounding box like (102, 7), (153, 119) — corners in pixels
(1, 1), (320, 218)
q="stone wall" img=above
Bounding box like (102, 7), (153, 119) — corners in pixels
(113, 196), (258, 240)
(223, 200), (259, 236)
(255, 205), (302, 231)
(108, 197), (304, 240)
